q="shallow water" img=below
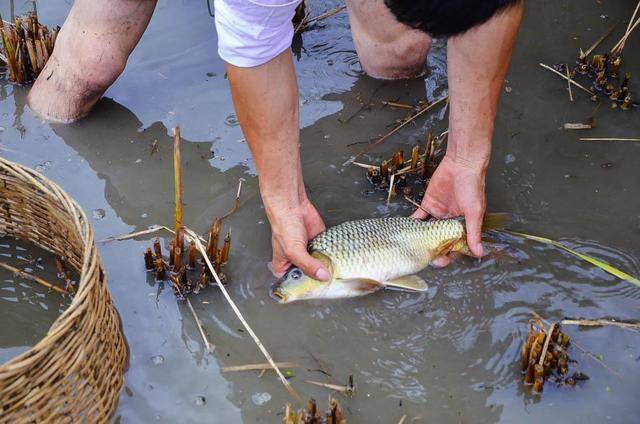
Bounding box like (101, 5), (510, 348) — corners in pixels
(1, 0), (639, 423)
(0, 237), (71, 364)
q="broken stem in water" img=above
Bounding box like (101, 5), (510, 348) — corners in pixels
(580, 23), (618, 59)
(344, 95), (449, 166)
(183, 227), (302, 404)
(579, 137), (640, 142)
(611, 2), (640, 55)
(0, 261), (67, 294)
(539, 63), (595, 95)
(219, 179), (243, 221)
(565, 65), (574, 102)
(221, 361), (299, 372)
(561, 318), (640, 331)
(295, 5), (346, 33)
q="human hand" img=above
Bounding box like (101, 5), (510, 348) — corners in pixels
(412, 155), (487, 265)
(266, 198), (330, 280)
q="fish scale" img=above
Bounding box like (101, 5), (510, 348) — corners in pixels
(310, 217), (465, 282)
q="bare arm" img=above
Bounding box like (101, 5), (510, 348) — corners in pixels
(225, 50), (329, 280)
(414, 3), (523, 258)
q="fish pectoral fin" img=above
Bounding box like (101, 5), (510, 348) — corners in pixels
(383, 275), (429, 292)
(334, 278), (384, 293)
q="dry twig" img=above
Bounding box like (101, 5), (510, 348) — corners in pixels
(344, 95), (449, 166)
(580, 23), (617, 59)
(579, 137), (640, 142)
(219, 179), (243, 221)
(539, 63), (595, 95)
(304, 380), (351, 393)
(221, 361), (299, 372)
(611, 2), (640, 55)
(184, 227), (302, 404)
(561, 318), (640, 331)
(295, 5), (346, 33)
(565, 65), (574, 102)
(174, 284), (215, 353)
(0, 261), (67, 294)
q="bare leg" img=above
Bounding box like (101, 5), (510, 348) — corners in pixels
(345, 0), (432, 79)
(28, 0), (157, 123)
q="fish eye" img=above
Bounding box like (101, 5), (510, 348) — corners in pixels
(290, 269), (302, 280)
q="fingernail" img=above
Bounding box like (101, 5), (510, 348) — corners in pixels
(315, 268), (330, 281)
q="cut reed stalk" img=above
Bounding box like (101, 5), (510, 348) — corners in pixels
(532, 312), (620, 376)
(173, 126), (183, 236)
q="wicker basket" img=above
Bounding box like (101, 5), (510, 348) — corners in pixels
(0, 157), (127, 422)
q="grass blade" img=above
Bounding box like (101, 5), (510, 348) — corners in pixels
(505, 230), (640, 288)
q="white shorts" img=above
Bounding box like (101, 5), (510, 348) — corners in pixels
(214, 0), (302, 67)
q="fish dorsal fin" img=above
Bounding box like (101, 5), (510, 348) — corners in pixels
(383, 275), (429, 292)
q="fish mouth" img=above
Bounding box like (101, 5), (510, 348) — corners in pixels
(269, 287), (288, 304)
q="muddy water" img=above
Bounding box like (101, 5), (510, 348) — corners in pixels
(0, 238), (70, 364)
(1, 0), (639, 423)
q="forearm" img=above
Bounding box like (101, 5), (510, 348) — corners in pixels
(225, 50), (304, 213)
(446, 2), (523, 170)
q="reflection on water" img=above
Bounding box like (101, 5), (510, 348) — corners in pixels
(0, 0), (639, 422)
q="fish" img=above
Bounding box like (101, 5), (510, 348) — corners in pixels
(270, 213), (510, 303)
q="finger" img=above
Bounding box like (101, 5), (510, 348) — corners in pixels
(465, 207), (484, 257)
(411, 207), (429, 220)
(285, 242), (330, 281)
(430, 255), (452, 268)
(270, 254), (291, 278)
(411, 196), (439, 220)
(270, 238), (293, 277)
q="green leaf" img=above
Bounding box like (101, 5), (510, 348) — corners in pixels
(505, 230), (640, 288)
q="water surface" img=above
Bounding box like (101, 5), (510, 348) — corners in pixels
(0, 0), (639, 423)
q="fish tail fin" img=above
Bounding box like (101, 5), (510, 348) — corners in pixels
(481, 213), (514, 232)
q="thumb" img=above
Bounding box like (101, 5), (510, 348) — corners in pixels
(286, 242), (331, 281)
(465, 207), (484, 257)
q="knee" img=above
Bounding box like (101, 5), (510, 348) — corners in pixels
(359, 35), (431, 79)
(70, 44), (128, 91)
(51, 24), (129, 92)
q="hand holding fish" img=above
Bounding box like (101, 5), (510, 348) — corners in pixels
(412, 155), (487, 262)
(266, 198), (330, 281)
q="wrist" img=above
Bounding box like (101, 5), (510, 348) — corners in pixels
(443, 149), (490, 174)
(261, 180), (308, 214)
(445, 130), (492, 173)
